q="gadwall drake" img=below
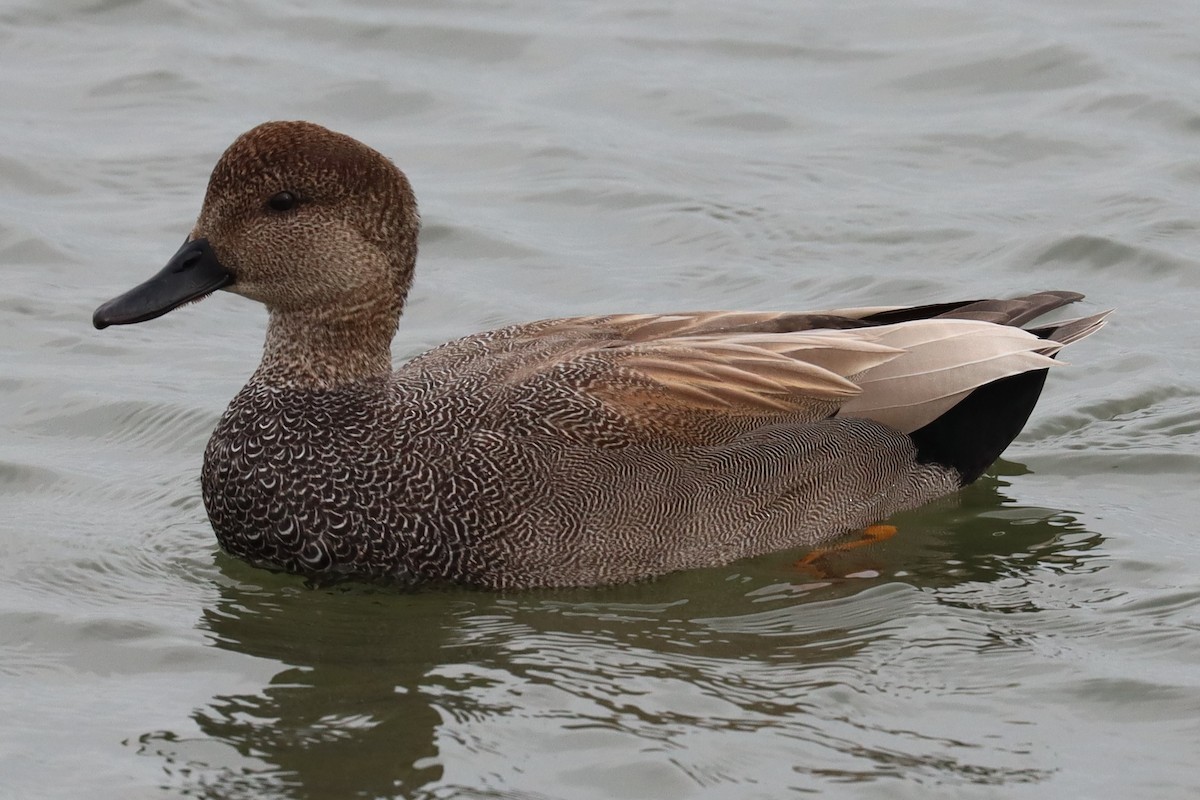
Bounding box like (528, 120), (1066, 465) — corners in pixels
(94, 121), (1107, 589)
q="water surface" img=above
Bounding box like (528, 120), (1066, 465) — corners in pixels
(3, 1), (1200, 798)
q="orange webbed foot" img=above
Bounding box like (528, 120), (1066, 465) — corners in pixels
(795, 524), (899, 576)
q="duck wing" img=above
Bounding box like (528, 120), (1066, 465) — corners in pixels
(518, 293), (1106, 432)
(563, 319), (1063, 430)
(408, 293), (1106, 469)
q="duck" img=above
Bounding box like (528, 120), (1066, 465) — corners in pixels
(92, 121), (1107, 589)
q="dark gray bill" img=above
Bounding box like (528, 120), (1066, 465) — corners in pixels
(93, 238), (233, 329)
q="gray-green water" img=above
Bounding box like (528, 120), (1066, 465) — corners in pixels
(4, 1), (1200, 797)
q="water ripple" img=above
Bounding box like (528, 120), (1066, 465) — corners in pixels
(892, 44), (1105, 94)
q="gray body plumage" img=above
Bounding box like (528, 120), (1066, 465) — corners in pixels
(203, 321), (959, 588)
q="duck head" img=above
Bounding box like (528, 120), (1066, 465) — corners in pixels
(94, 121), (421, 386)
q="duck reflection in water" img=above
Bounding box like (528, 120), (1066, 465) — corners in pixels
(130, 469), (1102, 797)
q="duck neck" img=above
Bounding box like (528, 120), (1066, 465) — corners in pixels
(255, 299), (399, 390)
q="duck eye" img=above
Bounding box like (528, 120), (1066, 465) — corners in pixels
(267, 191), (298, 212)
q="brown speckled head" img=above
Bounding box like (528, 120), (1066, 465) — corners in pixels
(92, 121), (421, 387)
(196, 121), (419, 316)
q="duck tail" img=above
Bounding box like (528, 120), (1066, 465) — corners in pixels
(858, 290), (1085, 327)
(907, 367), (1049, 485)
(905, 303), (1110, 485)
(1027, 310), (1112, 349)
